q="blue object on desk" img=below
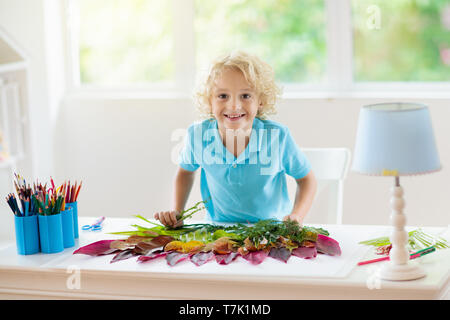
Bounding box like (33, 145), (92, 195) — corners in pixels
(61, 206), (75, 248)
(82, 216), (105, 231)
(66, 202), (79, 239)
(38, 213), (64, 254)
(14, 215), (40, 255)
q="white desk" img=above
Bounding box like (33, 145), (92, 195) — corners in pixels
(0, 217), (448, 300)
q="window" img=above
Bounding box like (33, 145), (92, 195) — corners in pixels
(67, 0), (450, 93)
(75, 0), (174, 85)
(352, 0), (450, 82)
(194, 0), (327, 83)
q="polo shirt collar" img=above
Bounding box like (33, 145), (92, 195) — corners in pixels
(210, 117), (264, 164)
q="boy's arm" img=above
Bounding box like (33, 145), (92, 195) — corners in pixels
(283, 170), (317, 226)
(155, 166), (196, 227)
(173, 166), (197, 214)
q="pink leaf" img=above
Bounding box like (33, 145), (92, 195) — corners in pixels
(215, 252), (239, 265)
(137, 250), (168, 263)
(73, 240), (118, 256)
(316, 234), (342, 256)
(190, 251), (215, 266)
(242, 251), (268, 265)
(166, 252), (189, 266)
(291, 246), (317, 259)
(268, 247), (291, 263)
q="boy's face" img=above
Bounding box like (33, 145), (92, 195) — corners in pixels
(210, 67), (262, 135)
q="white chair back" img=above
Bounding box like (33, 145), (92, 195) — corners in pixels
(287, 148), (351, 225)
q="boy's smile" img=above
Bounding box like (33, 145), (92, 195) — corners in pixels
(210, 67), (262, 136)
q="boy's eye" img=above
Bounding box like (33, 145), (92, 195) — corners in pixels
(218, 94), (228, 99)
(242, 93), (251, 99)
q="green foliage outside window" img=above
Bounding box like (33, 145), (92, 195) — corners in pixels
(79, 0), (174, 85)
(76, 0), (450, 85)
(353, 0), (450, 81)
(195, 0), (327, 83)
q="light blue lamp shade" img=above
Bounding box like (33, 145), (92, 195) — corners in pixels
(352, 103), (441, 176)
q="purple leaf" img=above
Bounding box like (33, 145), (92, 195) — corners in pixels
(110, 249), (137, 263)
(166, 252), (189, 266)
(215, 252), (239, 265)
(291, 246), (317, 259)
(190, 251), (215, 266)
(316, 234), (342, 256)
(242, 251), (268, 265)
(137, 250), (168, 263)
(73, 240), (118, 256)
(268, 247), (291, 263)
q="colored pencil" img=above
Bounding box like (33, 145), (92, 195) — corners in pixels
(357, 246), (437, 266)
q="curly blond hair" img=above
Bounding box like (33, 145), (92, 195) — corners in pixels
(194, 51), (282, 120)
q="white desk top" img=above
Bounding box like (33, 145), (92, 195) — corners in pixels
(0, 217), (449, 300)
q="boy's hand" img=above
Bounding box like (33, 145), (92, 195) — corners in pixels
(154, 210), (184, 228)
(283, 213), (303, 227)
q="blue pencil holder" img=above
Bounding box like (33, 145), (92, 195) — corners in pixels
(66, 202), (79, 239)
(38, 213), (64, 254)
(61, 206), (75, 248)
(14, 215), (40, 255)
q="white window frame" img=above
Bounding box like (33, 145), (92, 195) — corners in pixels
(63, 0), (450, 99)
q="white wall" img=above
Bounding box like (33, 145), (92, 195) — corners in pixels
(56, 95), (450, 227)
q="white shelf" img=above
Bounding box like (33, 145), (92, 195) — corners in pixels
(0, 155), (20, 169)
(0, 61), (27, 74)
(0, 159), (14, 169)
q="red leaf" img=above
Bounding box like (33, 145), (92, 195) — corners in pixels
(73, 240), (118, 256)
(166, 252), (189, 266)
(268, 247), (291, 263)
(190, 251), (215, 266)
(137, 250), (168, 263)
(215, 252), (239, 265)
(242, 251), (268, 265)
(291, 246), (317, 259)
(110, 249), (137, 263)
(316, 234), (342, 256)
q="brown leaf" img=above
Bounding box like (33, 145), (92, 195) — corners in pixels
(243, 237), (257, 251)
(110, 240), (135, 251)
(125, 235), (153, 245)
(201, 242), (214, 252)
(213, 237), (236, 254)
(237, 246), (249, 256)
(151, 235), (175, 247)
(133, 241), (160, 255)
(300, 240), (316, 248)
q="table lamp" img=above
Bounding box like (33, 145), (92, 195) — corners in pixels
(352, 102), (441, 281)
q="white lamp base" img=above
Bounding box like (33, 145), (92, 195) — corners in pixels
(379, 182), (427, 281)
(379, 261), (426, 281)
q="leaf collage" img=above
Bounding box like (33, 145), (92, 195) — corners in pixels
(73, 216), (342, 267)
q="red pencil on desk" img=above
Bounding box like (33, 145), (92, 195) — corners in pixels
(357, 246), (436, 266)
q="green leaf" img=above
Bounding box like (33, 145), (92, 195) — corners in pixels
(133, 214), (163, 227)
(212, 229), (239, 241)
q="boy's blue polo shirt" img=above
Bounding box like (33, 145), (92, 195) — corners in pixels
(178, 117), (311, 223)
